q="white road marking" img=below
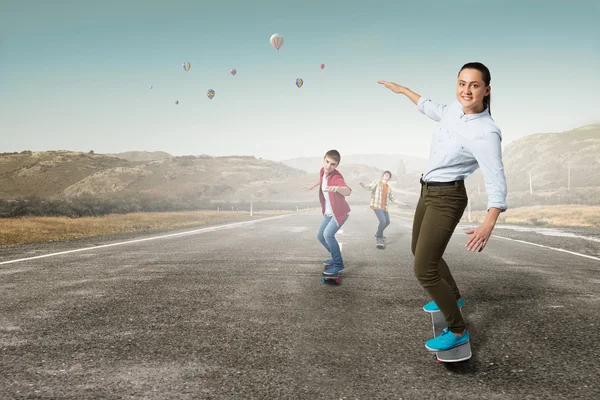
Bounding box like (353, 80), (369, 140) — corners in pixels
(0, 214), (293, 266)
(494, 235), (600, 262)
(396, 216), (599, 262)
(494, 225), (600, 243)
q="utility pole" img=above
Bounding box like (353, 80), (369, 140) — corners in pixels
(568, 165), (571, 192)
(467, 200), (471, 223)
(529, 171), (533, 194)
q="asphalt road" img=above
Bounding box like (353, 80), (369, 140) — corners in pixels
(1, 209), (599, 399)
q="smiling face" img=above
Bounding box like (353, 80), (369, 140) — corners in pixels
(456, 68), (491, 114)
(322, 156), (338, 174)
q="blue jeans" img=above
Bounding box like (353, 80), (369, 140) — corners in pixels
(317, 214), (349, 267)
(374, 209), (390, 239)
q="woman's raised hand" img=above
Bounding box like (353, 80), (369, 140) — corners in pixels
(377, 80), (406, 94)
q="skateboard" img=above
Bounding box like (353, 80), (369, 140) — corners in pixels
(321, 272), (340, 284)
(376, 242), (386, 249)
(429, 309), (472, 363)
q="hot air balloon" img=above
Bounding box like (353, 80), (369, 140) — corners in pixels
(175, 100), (179, 105)
(230, 68), (237, 76)
(207, 89), (215, 99)
(270, 33), (284, 51)
(320, 64), (325, 70)
(149, 85), (153, 89)
(182, 62), (191, 71)
(296, 78), (303, 88)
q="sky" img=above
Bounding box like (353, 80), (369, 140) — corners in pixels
(1, 0), (599, 161)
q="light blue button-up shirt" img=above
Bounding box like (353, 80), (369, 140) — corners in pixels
(418, 97), (508, 211)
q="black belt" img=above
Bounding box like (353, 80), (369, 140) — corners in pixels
(420, 177), (464, 187)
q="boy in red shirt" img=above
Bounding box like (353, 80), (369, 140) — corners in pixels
(304, 150), (352, 275)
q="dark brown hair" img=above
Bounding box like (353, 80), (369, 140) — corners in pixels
(459, 62), (492, 116)
(324, 149), (341, 165)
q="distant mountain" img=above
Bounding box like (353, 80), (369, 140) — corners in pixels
(0, 151), (129, 199)
(62, 155), (311, 202)
(110, 151), (172, 162)
(0, 151), (404, 204)
(2, 124), (598, 208)
(60, 158), (414, 204)
(449, 123), (600, 195)
(502, 124), (600, 191)
(280, 154), (428, 175)
(282, 124), (600, 195)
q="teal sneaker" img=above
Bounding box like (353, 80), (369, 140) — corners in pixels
(425, 328), (469, 351)
(423, 298), (464, 313)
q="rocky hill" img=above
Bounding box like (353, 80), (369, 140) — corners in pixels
(0, 151), (130, 199)
(62, 155), (310, 201)
(2, 123), (598, 209)
(61, 158), (400, 204)
(502, 124), (600, 191)
(0, 150), (403, 205)
(280, 154), (428, 175)
(109, 151), (173, 162)
(393, 124), (600, 192)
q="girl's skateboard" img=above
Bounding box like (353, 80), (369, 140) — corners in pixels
(376, 239), (386, 249)
(429, 309), (472, 363)
(321, 272), (340, 284)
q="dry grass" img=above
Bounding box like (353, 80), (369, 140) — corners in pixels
(466, 205), (600, 228)
(389, 205), (600, 228)
(0, 210), (295, 246)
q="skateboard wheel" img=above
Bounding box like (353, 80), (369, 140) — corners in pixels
(321, 278), (325, 284)
(335, 279), (339, 284)
(436, 359), (443, 364)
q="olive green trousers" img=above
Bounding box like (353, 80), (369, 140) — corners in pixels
(412, 182), (468, 332)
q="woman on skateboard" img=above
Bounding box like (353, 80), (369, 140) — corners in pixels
(378, 62), (508, 352)
(304, 150), (352, 275)
(359, 171), (408, 247)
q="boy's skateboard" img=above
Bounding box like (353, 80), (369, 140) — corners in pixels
(321, 272), (340, 284)
(430, 309), (472, 363)
(376, 242), (386, 249)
